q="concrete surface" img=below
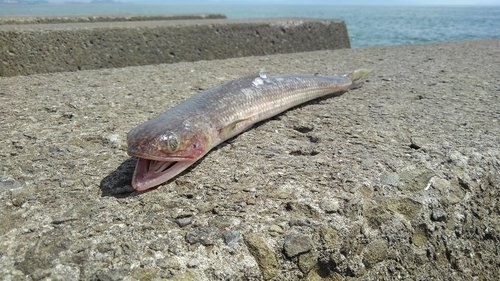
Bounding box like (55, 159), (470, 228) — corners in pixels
(0, 17), (350, 77)
(0, 14), (227, 25)
(1, 38), (499, 280)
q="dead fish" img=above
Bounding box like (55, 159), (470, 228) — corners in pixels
(127, 69), (371, 191)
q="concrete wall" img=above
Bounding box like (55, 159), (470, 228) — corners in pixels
(0, 14), (227, 25)
(0, 17), (350, 76)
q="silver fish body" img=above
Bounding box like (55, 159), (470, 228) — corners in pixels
(127, 69), (371, 191)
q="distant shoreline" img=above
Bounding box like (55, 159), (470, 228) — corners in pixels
(0, 0), (117, 4)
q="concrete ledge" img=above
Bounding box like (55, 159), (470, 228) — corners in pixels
(0, 18), (350, 77)
(0, 13), (227, 25)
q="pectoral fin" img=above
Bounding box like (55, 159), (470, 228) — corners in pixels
(219, 119), (248, 140)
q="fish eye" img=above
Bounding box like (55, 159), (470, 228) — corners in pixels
(161, 133), (179, 151)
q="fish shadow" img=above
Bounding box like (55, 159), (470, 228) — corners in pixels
(99, 156), (206, 197)
(100, 158), (137, 197)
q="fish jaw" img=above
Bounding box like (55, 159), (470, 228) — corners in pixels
(127, 132), (214, 190)
(128, 137), (208, 191)
(131, 157), (198, 191)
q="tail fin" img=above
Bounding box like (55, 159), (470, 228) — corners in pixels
(348, 69), (372, 90)
(348, 69), (372, 81)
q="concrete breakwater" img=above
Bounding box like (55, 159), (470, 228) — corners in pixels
(0, 15), (350, 76)
(0, 13), (227, 25)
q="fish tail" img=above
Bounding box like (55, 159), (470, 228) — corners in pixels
(348, 69), (372, 81)
(348, 69), (372, 90)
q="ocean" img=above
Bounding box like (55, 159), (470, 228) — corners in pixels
(1, 4), (499, 48)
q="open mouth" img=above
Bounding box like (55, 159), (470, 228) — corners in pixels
(131, 157), (197, 191)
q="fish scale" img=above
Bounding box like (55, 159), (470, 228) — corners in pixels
(127, 69), (371, 191)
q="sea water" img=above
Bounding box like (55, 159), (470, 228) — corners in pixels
(1, 4), (499, 48)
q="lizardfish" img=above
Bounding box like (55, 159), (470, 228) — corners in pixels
(127, 69), (371, 191)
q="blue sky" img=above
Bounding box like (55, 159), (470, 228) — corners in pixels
(46, 0), (500, 5)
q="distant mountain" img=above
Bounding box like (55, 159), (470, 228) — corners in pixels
(0, 0), (49, 3)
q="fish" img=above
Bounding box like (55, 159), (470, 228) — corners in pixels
(127, 68), (371, 191)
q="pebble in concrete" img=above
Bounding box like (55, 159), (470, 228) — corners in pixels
(283, 233), (314, 258)
(185, 226), (219, 246)
(243, 233), (279, 280)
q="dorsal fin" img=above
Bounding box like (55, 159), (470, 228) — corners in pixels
(238, 68), (269, 80)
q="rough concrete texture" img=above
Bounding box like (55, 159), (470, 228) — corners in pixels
(0, 13), (227, 25)
(1, 38), (499, 280)
(0, 18), (350, 77)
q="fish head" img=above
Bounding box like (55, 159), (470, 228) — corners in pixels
(127, 126), (207, 161)
(126, 117), (215, 191)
